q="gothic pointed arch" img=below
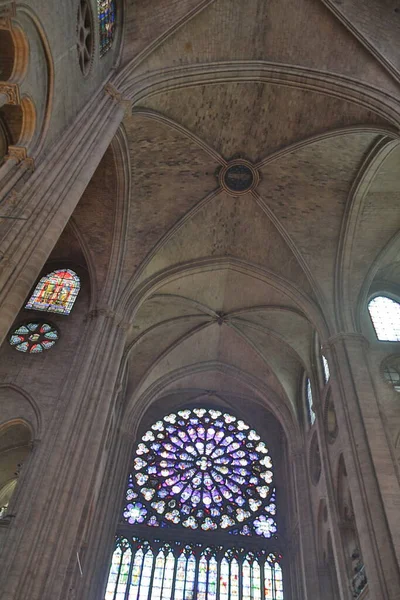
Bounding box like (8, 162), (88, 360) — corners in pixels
(104, 406), (284, 600)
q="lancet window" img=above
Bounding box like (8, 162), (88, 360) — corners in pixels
(98, 0), (116, 56)
(321, 350), (330, 384)
(105, 408), (284, 600)
(368, 296), (400, 341)
(25, 269), (80, 315)
(306, 378), (315, 426)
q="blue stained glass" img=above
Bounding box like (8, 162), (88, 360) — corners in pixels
(123, 408), (277, 536)
(97, 0), (116, 57)
(10, 321), (59, 354)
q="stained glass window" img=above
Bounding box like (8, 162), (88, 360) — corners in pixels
(105, 538), (284, 600)
(368, 296), (400, 341)
(106, 409), (283, 600)
(306, 378), (315, 426)
(25, 269), (80, 316)
(9, 321), (59, 353)
(98, 0), (116, 56)
(123, 408), (277, 537)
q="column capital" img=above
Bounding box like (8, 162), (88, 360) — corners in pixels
(323, 332), (369, 352)
(85, 306), (130, 331)
(104, 83), (132, 117)
(0, 82), (20, 104)
(4, 146), (35, 170)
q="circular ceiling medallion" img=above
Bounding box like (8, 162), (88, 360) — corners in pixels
(220, 160), (259, 195)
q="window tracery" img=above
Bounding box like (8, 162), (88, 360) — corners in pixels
(106, 409), (283, 600)
(123, 409), (277, 537)
(25, 269), (80, 315)
(105, 538), (283, 600)
(9, 321), (59, 353)
(97, 0), (116, 56)
(368, 296), (400, 341)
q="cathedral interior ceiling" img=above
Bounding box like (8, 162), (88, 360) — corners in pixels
(71, 0), (400, 424)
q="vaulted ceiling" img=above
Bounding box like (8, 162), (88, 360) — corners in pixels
(78, 0), (400, 432)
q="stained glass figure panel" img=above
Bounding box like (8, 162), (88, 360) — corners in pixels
(98, 0), (116, 56)
(219, 558), (229, 600)
(252, 560), (261, 600)
(243, 560), (251, 600)
(208, 557), (218, 600)
(25, 269), (80, 315)
(105, 538), (131, 600)
(128, 549), (144, 600)
(123, 408), (277, 538)
(368, 296), (400, 341)
(197, 555), (208, 600)
(104, 537), (283, 600)
(185, 554), (196, 600)
(138, 550), (154, 600)
(174, 554), (186, 600)
(161, 552), (175, 600)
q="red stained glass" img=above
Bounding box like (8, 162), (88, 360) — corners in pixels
(25, 269), (80, 316)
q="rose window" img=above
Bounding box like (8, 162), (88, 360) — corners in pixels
(123, 408), (277, 538)
(9, 322), (59, 353)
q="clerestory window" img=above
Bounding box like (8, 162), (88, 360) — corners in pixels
(306, 378), (315, 426)
(98, 0), (116, 56)
(368, 296), (400, 342)
(104, 408), (284, 600)
(25, 269), (80, 315)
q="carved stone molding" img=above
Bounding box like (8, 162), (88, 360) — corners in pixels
(85, 306), (130, 331)
(323, 332), (369, 351)
(105, 82), (132, 117)
(0, 2), (16, 27)
(0, 83), (20, 105)
(4, 145), (34, 169)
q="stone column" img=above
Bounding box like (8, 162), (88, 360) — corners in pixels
(314, 405), (351, 600)
(77, 429), (135, 600)
(292, 449), (321, 599)
(0, 308), (128, 600)
(0, 86), (127, 345)
(324, 333), (400, 599)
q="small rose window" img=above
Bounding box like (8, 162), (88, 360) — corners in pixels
(9, 322), (59, 354)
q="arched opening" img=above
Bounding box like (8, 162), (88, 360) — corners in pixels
(0, 103), (23, 147)
(25, 269), (81, 316)
(104, 407), (284, 600)
(0, 420), (32, 517)
(305, 376), (315, 426)
(0, 29), (15, 81)
(368, 295), (400, 341)
(337, 456), (367, 598)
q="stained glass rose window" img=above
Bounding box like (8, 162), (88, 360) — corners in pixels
(9, 322), (59, 354)
(123, 408), (278, 538)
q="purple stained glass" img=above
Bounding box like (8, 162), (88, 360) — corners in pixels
(123, 409), (278, 536)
